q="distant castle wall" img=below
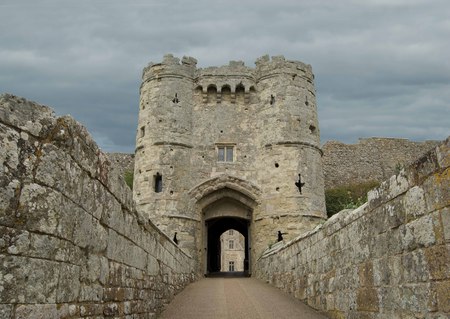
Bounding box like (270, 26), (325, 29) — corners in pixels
(255, 138), (450, 318)
(0, 94), (197, 319)
(322, 138), (440, 189)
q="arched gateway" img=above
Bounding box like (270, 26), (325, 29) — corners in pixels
(133, 54), (327, 274)
(189, 175), (259, 275)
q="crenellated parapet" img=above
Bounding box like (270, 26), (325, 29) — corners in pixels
(141, 54), (198, 85)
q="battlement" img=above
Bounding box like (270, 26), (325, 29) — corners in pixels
(254, 55), (314, 82)
(142, 54), (198, 82)
(142, 54), (314, 89)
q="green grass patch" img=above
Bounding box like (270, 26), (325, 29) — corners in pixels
(325, 181), (380, 218)
(124, 170), (134, 190)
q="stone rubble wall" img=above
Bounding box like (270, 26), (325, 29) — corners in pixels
(255, 137), (449, 318)
(323, 138), (440, 189)
(107, 153), (134, 177)
(0, 94), (197, 319)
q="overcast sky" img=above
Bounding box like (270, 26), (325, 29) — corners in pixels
(1, 0), (449, 153)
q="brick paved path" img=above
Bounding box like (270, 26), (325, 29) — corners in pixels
(159, 277), (326, 319)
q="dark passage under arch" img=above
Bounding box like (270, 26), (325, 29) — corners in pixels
(205, 216), (250, 276)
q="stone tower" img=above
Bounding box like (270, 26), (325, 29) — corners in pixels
(134, 54), (326, 275)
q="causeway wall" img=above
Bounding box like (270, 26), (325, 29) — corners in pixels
(255, 137), (450, 318)
(0, 94), (197, 319)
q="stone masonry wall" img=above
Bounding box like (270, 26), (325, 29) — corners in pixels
(0, 94), (197, 319)
(255, 137), (449, 318)
(108, 153), (135, 177)
(323, 138), (440, 189)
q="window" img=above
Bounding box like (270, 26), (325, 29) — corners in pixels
(229, 261), (235, 272)
(228, 230), (234, 235)
(154, 173), (162, 193)
(140, 126), (145, 137)
(229, 240), (234, 249)
(217, 145), (234, 162)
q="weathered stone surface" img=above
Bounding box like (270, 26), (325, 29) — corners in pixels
(0, 304), (13, 319)
(15, 304), (57, 319)
(0, 94), (196, 319)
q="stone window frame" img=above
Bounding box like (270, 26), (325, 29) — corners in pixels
(229, 240), (234, 249)
(216, 143), (236, 163)
(229, 261), (235, 272)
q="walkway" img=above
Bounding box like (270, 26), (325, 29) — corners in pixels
(159, 277), (326, 319)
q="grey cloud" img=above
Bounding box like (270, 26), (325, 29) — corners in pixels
(0, 0), (449, 152)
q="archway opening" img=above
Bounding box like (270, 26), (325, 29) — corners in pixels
(206, 216), (250, 276)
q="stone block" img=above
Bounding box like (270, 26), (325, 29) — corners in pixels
(378, 287), (401, 311)
(17, 183), (61, 235)
(402, 249), (430, 283)
(73, 210), (107, 253)
(424, 244), (450, 280)
(79, 303), (103, 316)
(0, 226), (30, 255)
(399, 283), (434, 313)
(409, 147), (441, 185)
(0, 304), (12, 319)
(0, 255), (59, 303)
(368, 172), (410, 210)
(402, 215), (436, 251)
(56, 304), (79, 318)
(434, 280), (450, 313)
(57, 263), (81, 303)
(404, 186), (426, 222)
(358, 261), (374, 287)
(79, 283), (103, 302)
(422, 167), (450, 214)
(356, 288), (379, 312)
(0, 94), (55, 136)
(373, 256), (402, 286)
(15, 304), (57, 319)
(106, 229), (147, 270)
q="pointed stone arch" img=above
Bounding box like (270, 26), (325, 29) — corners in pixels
(188, 175), (261, 275)
(189, 174), (261, 210)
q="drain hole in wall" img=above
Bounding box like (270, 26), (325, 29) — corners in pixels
(276, 187), (280, 191)
(170, 191), (173, 195)
(275, 162), (279, 168)
(220, 130), (223, 133)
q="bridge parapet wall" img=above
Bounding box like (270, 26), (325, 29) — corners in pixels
(0, 94), (197, 319)
(255, 137), (449, 318)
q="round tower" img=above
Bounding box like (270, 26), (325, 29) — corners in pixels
(134, 54), (198, 253)
(253, 55), (326, 254)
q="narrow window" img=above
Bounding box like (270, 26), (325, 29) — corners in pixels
(228, 230), (234, 235)
(140, 126), (145, 137)
(154, 173), (162, 193)
(217, 145), (234, 162)
(229, 240), (234, 249)
(229, 261), (235, 271)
